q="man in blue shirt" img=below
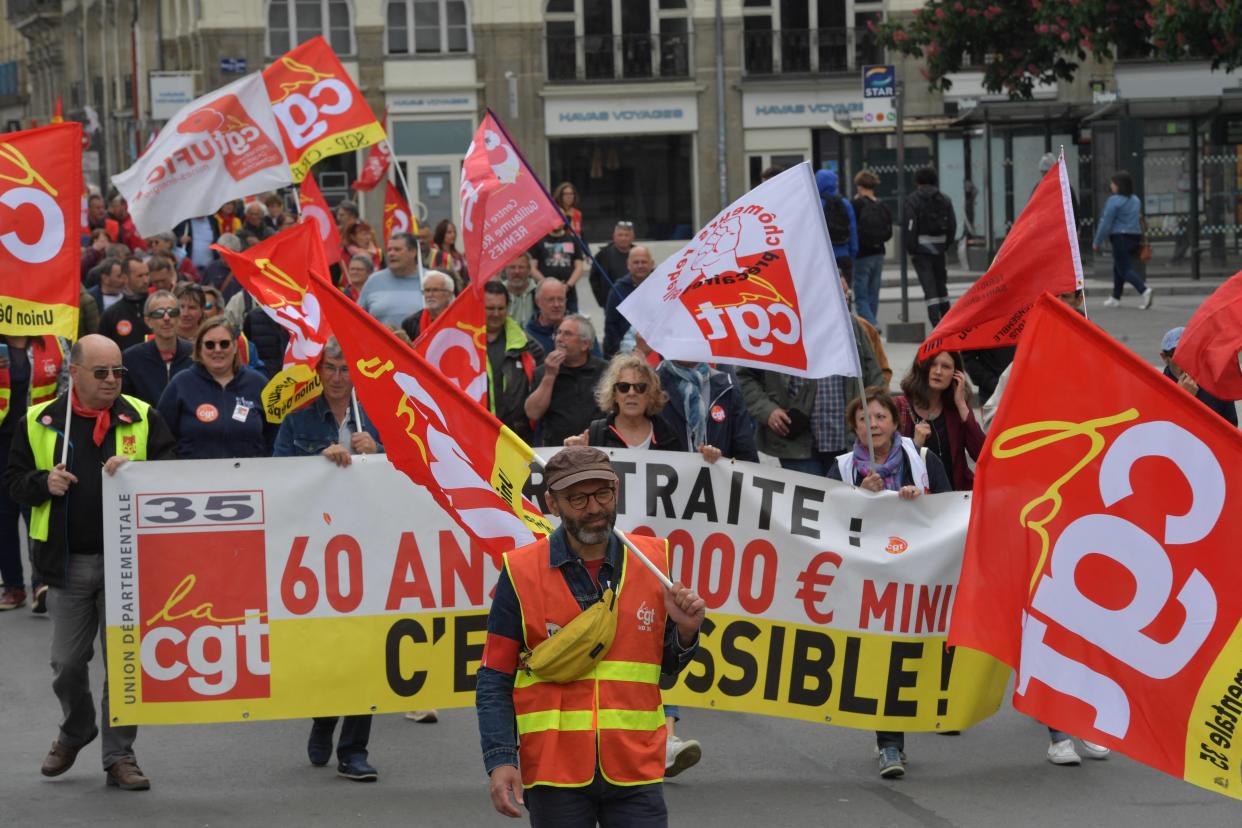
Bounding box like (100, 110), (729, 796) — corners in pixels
(358, 233), (424, 328)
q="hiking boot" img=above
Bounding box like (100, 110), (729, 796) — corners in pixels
(31, 585), (48, 614)
(41, 731), (97, 777)
(878, 746), (906, 778)
(0, 586), (26, 610)
(665, 736), (702, 778)
(1047, 738), (1081, 765)
(105, 758), (150, 790)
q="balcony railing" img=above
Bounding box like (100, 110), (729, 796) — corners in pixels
(546, 32), (693, 83)
(742, 27), (883, 77)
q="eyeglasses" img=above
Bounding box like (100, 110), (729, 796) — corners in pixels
(321, 364), (349, 376)
(614, 382), (648, 395)
(560, 486), (616, 510)
(202, 339), (234, 351)
(146, 308), (181, 319)
(423, 287), (452, 294)
(85, 366), (127, 380)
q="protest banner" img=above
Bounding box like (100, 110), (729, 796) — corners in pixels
(951, 294), (1242, 801)
(104, 450), (1008, 730)
(0, 122), (83, 339)
(353, 126), (391, 192)
(262, 36), (386, 183)
(459, 110), (566, 290)
(412, 288), (489, 406)
(618, 163), (859, 379)
(919, 155), (1083, 360)
(1170, 269), (1242, 401)
(382, 181), (413, 249)
(112, 73), (291, 238)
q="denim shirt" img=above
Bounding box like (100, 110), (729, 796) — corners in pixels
(475, 527), (699, 775)
(1093, 193), (1142, 246)
(271, 396), (384, 458)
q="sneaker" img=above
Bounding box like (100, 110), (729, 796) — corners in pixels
(1139, 287), (1154, 309)
(878, 746), (906, 778)
(0, 586), (26, 610)
(1047, 738), (1081, 765)
(308, 724), (334, 766)
(105, 758), (151, 790)
(31, 585), (48, 614)
(1079, 740), (1111, 760)
(1102, 297), (1122, 308)
(404, 710), (438, 723)
(337, 756), (378, 782)
(665, 736), (702, 778)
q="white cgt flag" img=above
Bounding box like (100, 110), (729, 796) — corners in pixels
(619, 163), (860, 378)
(112, 73), (292, 238)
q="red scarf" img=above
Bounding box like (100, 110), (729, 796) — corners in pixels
(71, 391), (112, 447)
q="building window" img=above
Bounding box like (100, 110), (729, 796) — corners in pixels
(267, 0), (355, 57)
(545, 0), (692, 83)
(742, 0), (882, 76)
(387, 0), (472, 55)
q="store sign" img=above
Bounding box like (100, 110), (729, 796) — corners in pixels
(861, 65), (896, 126)
(388, 91), (478, 115)
(741, 88), (862, 129)
(544, 94), (699, 136)
(149, 72), (196, 120)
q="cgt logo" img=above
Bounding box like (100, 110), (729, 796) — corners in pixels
(270, 57), (355, 150)
(635, 601), (655, 632)
(137, 530), (271, 701)
(0, 141), (66, 265)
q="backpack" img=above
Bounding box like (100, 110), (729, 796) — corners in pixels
(855, 199), (893, 248)
(823, 196), (852, 246)
(915, 191), (953, 238)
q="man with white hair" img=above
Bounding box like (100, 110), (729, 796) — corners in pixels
(239, 202), (274, 247)
(400, 270), (456, 341)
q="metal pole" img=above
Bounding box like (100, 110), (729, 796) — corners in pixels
(61, 375), (73, 467)
(984, 114), (994, 260)
(895, 79), (908, 323)
(715, 0), (728, 208)
(1189, 117), (1201, 280)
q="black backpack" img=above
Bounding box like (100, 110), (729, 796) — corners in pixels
(823, 195), (852, 246)
(855, 199), (893, 247)
(915, 191), (953, 238)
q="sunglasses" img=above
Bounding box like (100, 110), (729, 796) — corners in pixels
(203, 302), (217, 310)
(202, 339), (234, 351)
(616, 221), (634, 229)
(614, 382), (648, 395)
(86, 366), (127, 380)
(146, 308), (181, 319)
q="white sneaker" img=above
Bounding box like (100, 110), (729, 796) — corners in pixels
(1139, 287), (1154, 309)
(1079, 740), (1111, 760)
(404, 709), (438, 723)
(1102, 297), (1122, 308)
(665, 735), (702, 778)
(1047, 738), (1081, 765)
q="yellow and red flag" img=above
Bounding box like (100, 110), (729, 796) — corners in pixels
(382, 181), (414, 249)
(298, 173), (343, 268)
(413, 288), (489, 406)
(0, 122), (83, 339)
(263, 36), (386, 183)
(950, 293), (1242, 801)
(211, 221), (332, 422)
(353, 110), (391, 192)
(310, 268), (551, 558)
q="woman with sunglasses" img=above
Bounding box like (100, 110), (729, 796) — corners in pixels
(157, 317), (275, 459)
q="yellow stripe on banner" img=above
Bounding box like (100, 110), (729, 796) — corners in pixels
(516, 709), (595, 733)
(1182, 616), (1242, 801)
(289, 122), (387, 182)
(599, 708), (664, 731)
(0, 297), (78, 341)
(492, 425), (554, 536)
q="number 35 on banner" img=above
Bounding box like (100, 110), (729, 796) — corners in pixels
(137, 491), (265, 527)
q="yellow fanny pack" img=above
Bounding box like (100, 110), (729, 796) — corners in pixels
(521, 588), (619, 684)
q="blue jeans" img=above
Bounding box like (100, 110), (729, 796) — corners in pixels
(876, 731), (905, 751)
(310, 715), (372, 762)
(1109, 234), (1147, 299)
(526, 776), (667, 828)
(852, 254), (884, 327)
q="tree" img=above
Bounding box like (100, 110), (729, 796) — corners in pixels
(874, 0), (1242, 99)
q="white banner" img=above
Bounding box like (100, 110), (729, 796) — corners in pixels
(113, 73), (292, 237)
(618, 162), (860, 378)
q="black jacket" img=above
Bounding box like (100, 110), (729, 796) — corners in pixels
(5, 393), (177, 588)
(99, 293), (149, 352)
(122, 338), (194, 406)
(243, 306), (290, 381)
(586, 411), (687, 452)
(488, 318), (544, 443)
(656, 365), (758, 462)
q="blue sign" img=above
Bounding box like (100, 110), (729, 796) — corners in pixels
(862, 64), (896, 98)
(220, 57), (247, 75)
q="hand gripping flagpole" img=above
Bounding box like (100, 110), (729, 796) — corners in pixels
(351, 387), (364, 436)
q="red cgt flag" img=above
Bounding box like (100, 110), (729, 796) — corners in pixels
(308, 268), (551, 557)
(1168, 270), (1242, 401)
(950, 293), (1242, 801)
(353, 112), (391, 192)
(919, 156), (1083, 360)
(299, 173), (343, 268)
(0, 122), (83, 339)
(459, 110), (564, 293)
(382, 181), (414, 249)
(412, 288), (489, 406)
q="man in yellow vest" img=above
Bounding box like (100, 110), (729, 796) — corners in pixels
(6, 334), (176, 791)
(476, 446), (706, 826)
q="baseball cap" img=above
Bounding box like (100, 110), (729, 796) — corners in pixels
(543, 446), (618, 492)
(1161, 327), (1184, 353)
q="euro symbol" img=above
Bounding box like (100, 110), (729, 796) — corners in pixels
(795, 551), (842, 625)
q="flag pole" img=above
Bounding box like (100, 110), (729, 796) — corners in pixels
(855, 374), (877, 471)
(389, 158), (426, 283)
(351, 387), (363, 436)
(60, 374), (73, 466)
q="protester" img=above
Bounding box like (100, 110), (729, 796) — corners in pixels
(335, 200), (360, 250)
(78, 286), (100, 340)
(343, 253), (375, 301)
(896, 352), (985, 491)
(400, 270), (456, 341)
(531, 225), (584, 313)
(156, 318), (273, 459)
(215, 200), (242, 236)
(851, 170), (892, 328)
(603, 245), (655, 358)
(145, 254), (177, 294)
(565, 353), (685, 452)
(502, 253), (538, 328)
(552, 181), (583, 237)
(86, 257), (125, 313)
(524, 314), (607, 447)
(174, 283), (208, 340)
(238, 202), (275, 246)
(104, 195), (147, 250)
(483, 281), (543, 443)
(476, 445), (705, 823)
(0, 334), (68, 612)
(122, 291), (193, 406)
(1093, 170), (1153, 310)
(592, 221), (635, 307)
(263, 192), (287, 230)
(427, 220), (469, 289)
(905, 167), (957, 325)
(1160, 327), (1237, 425)
(174, 212), (221, 274)
(6, 335), (176, 790)
(345, 221), (382, 271)
(242, 296), (288, 380)
(816, 168), (858, 281)
(147, 232), (200, 282)
(657, 361), (759, 463)
(80, 229), (110, 282)
(201, 233), (243, 300)
(85, 193), (107, 234)
(358, 232), (424, 327)
(98, 257), (150, 352)
(525, 277), (569, 356)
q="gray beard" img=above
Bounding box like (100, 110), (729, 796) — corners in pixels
(564, 515), (614, 546)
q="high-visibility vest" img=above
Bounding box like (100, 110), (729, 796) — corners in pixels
(25, 394), (151, 542)
(0, 336), (64, 429)
(505, 532), (669, 789)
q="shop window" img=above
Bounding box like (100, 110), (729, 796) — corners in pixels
(267, 0), (355, 56)
(386, 0), (473, 55)
(545, 0), (692, 83)
(742, 0), (881, 76)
